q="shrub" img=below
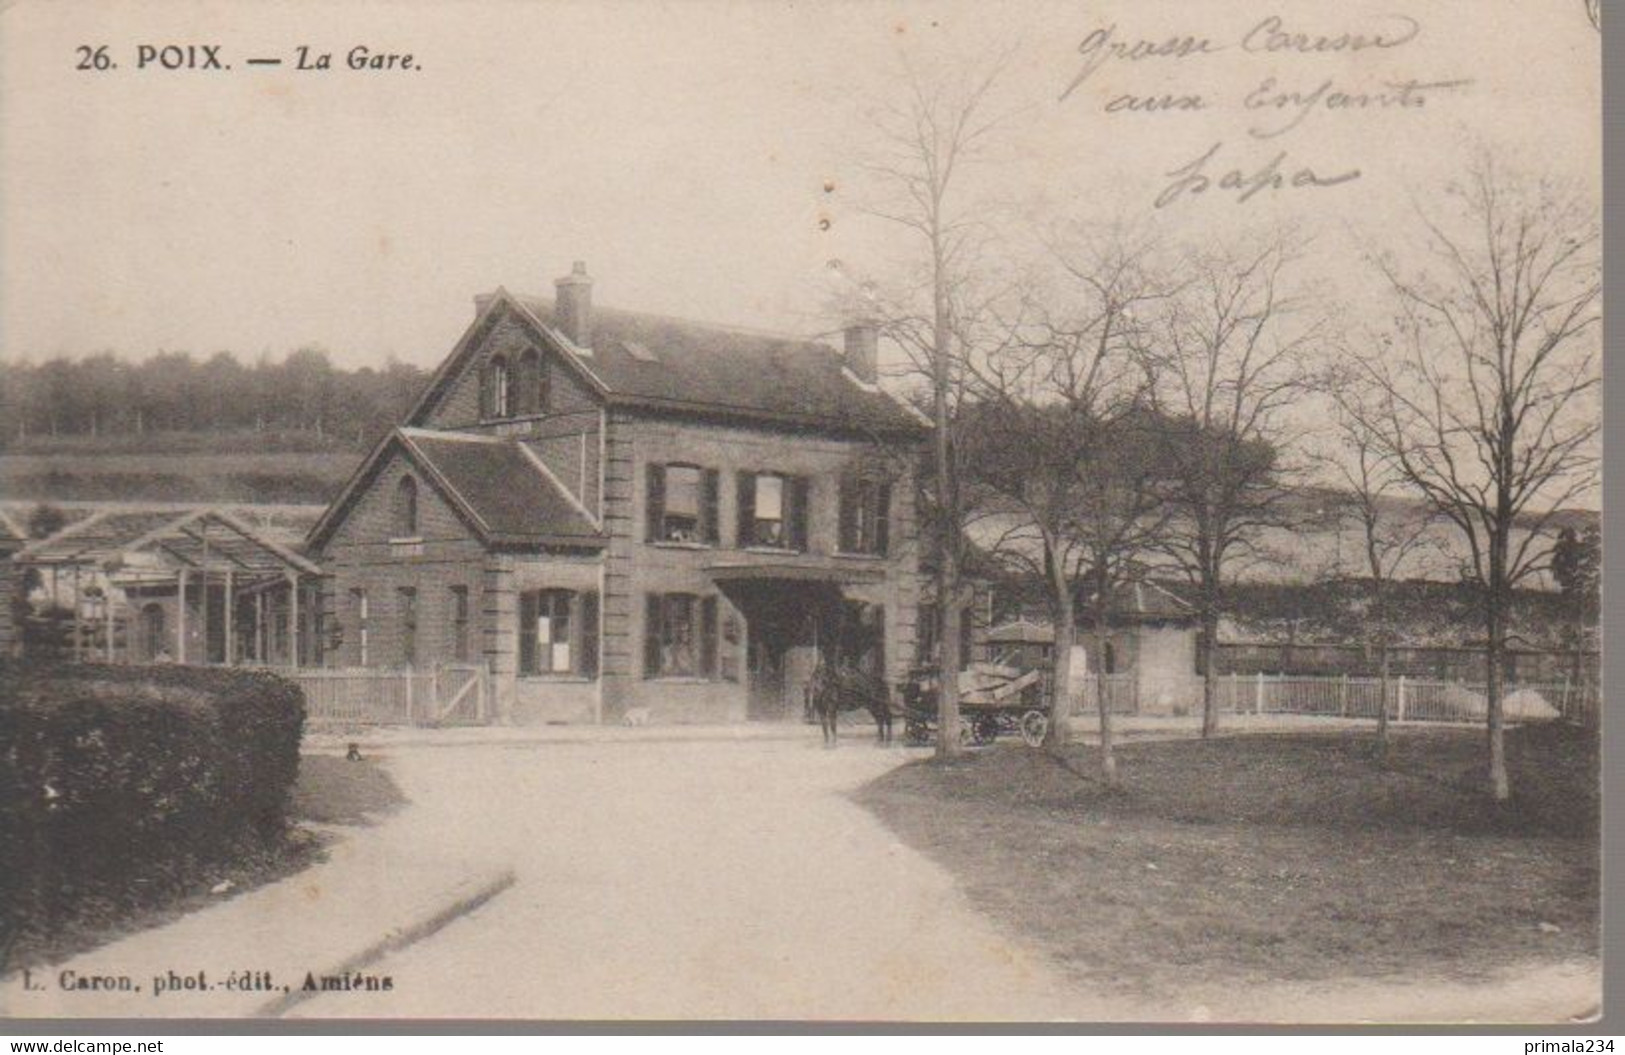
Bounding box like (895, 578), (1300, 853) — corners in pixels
(0, 661), (305, 948)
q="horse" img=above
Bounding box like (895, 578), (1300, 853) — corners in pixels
(806, 660), (894, 747)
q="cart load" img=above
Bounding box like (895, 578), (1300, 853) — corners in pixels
(900, 662), (1050, 747)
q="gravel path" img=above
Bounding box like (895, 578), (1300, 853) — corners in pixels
(292, 738), (1116, 1021)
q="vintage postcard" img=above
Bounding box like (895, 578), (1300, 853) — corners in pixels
(0, 0), (1604, 1026)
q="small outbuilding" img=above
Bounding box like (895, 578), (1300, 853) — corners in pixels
(12, 506), (322, 667)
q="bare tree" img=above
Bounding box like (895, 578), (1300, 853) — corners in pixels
(1148, 238), (1320, 738)
(1351, 158), (1600, 800)
(957, 226), (1173, 781)
(1317, 403), (1439, 758)
(859, 52), (1015, 759)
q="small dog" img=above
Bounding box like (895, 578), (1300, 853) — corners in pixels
(346, 742), (363, 762)
(622, 706), (652, 727)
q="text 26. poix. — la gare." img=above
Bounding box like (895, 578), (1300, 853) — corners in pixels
(74, 43), (420, 73)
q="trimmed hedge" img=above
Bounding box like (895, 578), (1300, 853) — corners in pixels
(1, 661), (306, 949)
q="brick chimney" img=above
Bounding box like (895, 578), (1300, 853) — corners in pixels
(843, 321), (878, 385)
(554, 261), (594, 351)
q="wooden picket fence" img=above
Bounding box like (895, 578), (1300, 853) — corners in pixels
(1070, 672), (1599, 727)
(289, 663), (491, 726)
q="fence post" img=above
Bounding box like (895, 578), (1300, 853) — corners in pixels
(1255, 672), (1265, 715)
(1339, 673), (1349, 717)
(1396, 675), (1407, 723)
(404, 670), (415, 724)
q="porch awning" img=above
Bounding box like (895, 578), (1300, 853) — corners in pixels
(704, 559), (886, 586)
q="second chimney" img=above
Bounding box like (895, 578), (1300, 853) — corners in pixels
(843, 321), (878, 385)
(554, 261), (594, 351)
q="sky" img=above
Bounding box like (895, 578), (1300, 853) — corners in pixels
(0, 0), (1602, 372)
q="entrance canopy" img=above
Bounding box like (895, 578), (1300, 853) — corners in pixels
(704, 558), (885, 587)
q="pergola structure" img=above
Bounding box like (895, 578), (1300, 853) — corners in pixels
(13, 506), (322, 667)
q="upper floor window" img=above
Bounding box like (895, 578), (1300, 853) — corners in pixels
(738, 471), (808, 550)
(393, 475), (419, 538)
(514, 349), (549, 416)
(484, 355), (510, 418)
(646, 463), (720, 544)
(838, 477), (891, 556)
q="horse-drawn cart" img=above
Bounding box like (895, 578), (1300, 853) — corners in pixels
(900, 662), (1050, 747)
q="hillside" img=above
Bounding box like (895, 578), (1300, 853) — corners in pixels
(0, 431), (362, 505)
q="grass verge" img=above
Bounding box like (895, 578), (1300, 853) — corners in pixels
(854, 723), (1598, 1000)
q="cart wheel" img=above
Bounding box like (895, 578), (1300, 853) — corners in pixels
(972, 715), (999, 745)
(1019, 710), (1049, 748)
(904, 719), (930, 746)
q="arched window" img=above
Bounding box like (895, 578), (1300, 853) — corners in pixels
(394, 475), (419, 538)
(486, 355), (510, 418)
(515, 349), (548, 416)
(139, 603), (167, 662)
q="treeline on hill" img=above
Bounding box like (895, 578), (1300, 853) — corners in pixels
(0, 348), (428, 451)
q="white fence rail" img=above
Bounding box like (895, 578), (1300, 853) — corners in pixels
(1068, 672), (1598, 726)
(288, 664), (490, 726)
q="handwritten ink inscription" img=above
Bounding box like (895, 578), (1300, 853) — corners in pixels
(1061, 12), (1470, 207)
(1154, 142), (1360, 208)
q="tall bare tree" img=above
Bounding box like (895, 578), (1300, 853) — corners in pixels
(1350, 158), (1600, 800)
(1148, 239), (1320, 738)
(860, 52), (1014, 758)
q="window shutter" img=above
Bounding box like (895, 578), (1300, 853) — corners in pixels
(643, 594), (662, 678)
(789, 476), (810, 551)
(736, 472), (755, 547)
(580, 591), (600, 678)
(518, 591), (537, 676)
(876, 483), (892, 556)
(702, 469), (720, 545)
(479, 364), (491, 418)
(838, 477), (857, 553)
(645, 463), (666, 543)
(700, 596), (718, 678)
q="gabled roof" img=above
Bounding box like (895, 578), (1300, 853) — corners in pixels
(986, 618), (1055, 645)
(1080, 580), (1196, 623)
(307, 428), (605, 551)
(14, 506), (322, 576)
(407, 289), (927, 436)
(0, 508), (27, 549)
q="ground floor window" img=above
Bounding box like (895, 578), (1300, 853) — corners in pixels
(644, 592), (718, 678)
(397, 587), (417, 667)
(519, 589), (599, 677)
(350, 587), (369, 665)
(450, 585), (470, 663)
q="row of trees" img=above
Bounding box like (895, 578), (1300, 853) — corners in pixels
(862, 61), (1599, 803)
(0, 348), (428, 448)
